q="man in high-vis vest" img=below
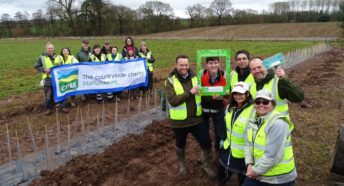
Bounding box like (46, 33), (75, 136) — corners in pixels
(34, 42), (69, 115)
(249, 57), (304, 121)
(139, 42), (155, 96)
(244, 89), (297, 185)
(165, 54), (215, 178)
(230, 50), (255, 92)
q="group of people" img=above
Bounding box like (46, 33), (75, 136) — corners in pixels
(35, 36), (155, 115)
(165, 50), (304, 186)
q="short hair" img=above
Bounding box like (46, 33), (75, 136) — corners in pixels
(176, 54), (189, 63)
(206, 57), (219, 63)
(45, 42), (53, 48)
(235, 50), (250, 60)
(249, 56), (263, 62)
(60, 47), (71, 56)
(140, 41), (147, 46)
(93, 44), (101, 49)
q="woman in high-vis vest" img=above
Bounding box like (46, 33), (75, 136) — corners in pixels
(243, 89), (296, 186)
(58, 47), (79, 107)
(217, 82), (254, 186)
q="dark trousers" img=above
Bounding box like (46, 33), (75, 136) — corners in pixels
(202, 110), (226, 151)
(148, 71), (153, 90)
(44, 85), (54, 110)
(217, 163), (246, 186)
(243, 178), (295, 186)
(172, 122), (212, 150)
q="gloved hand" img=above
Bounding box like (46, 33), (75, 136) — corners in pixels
(219, 139), (224, 149)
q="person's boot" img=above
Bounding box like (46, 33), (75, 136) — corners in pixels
(176, 147), (187, 176)
(201, 149), (216, 179)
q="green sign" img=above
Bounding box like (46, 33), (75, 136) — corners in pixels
(58, 69), (79, 93)
(196, 49), (231, 96)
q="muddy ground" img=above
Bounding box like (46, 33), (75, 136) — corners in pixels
(1, 48), (344, 185)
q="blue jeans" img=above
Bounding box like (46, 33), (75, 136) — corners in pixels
(243, 178), (295, 186)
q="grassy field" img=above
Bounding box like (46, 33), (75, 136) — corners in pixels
(142, 22), (342, 39)
(0, 38), (318, 99)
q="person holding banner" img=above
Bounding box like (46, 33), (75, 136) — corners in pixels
(139, 42), (155, 96)
(90, 44), (113, 103)
(34, 42), (69, 115)
(249, 57), (304, 121)
(230, 50), (255, 91)
(101, 41), (112, 55)
(243, 89), (297, 186)
(106, 46), (122, 62)
(200, 57), (227, 153)
(217, 82), (254, 186)
(165, 54), (216, 178)
(122, 36), (139, 58)
(57, 47), (79, 107)
(90, 44), (106, 62)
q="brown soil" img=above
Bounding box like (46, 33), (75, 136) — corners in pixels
(2, 48), (344, 185)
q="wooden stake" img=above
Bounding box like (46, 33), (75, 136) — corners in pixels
(102, 99), (105, 128)
(6, 123), (14, 171)
(67, 114), (71, 157)
(137, 91), (143, 115)
(113, 96), (118, 133)
(26, 117), (37, 152)
(45, 124), (49, 169)
(55, 108), (61, 154)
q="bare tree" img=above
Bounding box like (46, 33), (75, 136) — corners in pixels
(48, 0), (78, 34)
(209, 0), (232, 25)
(111, 5), (135, 34)
(138, 1), (173, 32)
(186, 3), (206, 28)
(32, 9), (46, 35)
(1, 13), (12, 37)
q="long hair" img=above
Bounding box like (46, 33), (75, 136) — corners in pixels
(60, 47), (71, 56)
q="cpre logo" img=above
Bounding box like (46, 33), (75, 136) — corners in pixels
(57, 68), (79, 93)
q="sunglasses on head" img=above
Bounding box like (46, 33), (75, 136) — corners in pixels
(254, 99), (270, 105)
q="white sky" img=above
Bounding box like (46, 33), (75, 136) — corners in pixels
(0, 0), (288, 19)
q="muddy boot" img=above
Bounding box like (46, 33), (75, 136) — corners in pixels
(176, 147), (187, 176)
(201, 149), (216, 179)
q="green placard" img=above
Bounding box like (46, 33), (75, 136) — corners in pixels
(196, 49), (231, 96)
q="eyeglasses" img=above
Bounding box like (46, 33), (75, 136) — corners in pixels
(254, 99), (270, 105)
(236, 57), (248, 61)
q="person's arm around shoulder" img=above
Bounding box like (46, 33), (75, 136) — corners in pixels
(165, 78), (195, 107)
(275, 67), (304, 103)
(251, 118), (290, 175)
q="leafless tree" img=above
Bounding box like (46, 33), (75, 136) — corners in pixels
(138, 1), (173, 32)
(209, 0), (232, 25)
(186, 4), (206, 28)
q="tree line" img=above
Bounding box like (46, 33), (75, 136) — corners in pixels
(0, 0), (343, 38)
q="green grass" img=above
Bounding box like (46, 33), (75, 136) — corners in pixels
(0, 38), (317, 99)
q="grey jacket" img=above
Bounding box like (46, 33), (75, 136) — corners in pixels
(244, 111), (297, 184)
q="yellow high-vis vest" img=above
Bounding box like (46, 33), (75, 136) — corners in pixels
(167, 75), (202, 120)
(230, 71), (255, 92)
(106, 53), (122, 62)
(223, 105), (254, 158)
(138, 51), (153, 72)
(250, 76), (289, 118)
(90, 54), (106, 62)
(41, 55), (61, 80)
(247, 111), (295, 177)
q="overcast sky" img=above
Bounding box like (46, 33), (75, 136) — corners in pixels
(0, 0), (287, 19)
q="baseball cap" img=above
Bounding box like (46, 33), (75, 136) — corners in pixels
(255, 89), (274, 101)
(231, 82), (249, 94)
(82, 39), (89, 44)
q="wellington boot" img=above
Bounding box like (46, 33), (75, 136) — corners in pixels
(201, 149), (216, 179)
(176, 147), (187, 176)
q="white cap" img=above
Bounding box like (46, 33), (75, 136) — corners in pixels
(255, 89), (274, 101)
(231, 82), (249, 94)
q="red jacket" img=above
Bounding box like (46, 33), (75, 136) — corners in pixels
(201, 69), (227, 110)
